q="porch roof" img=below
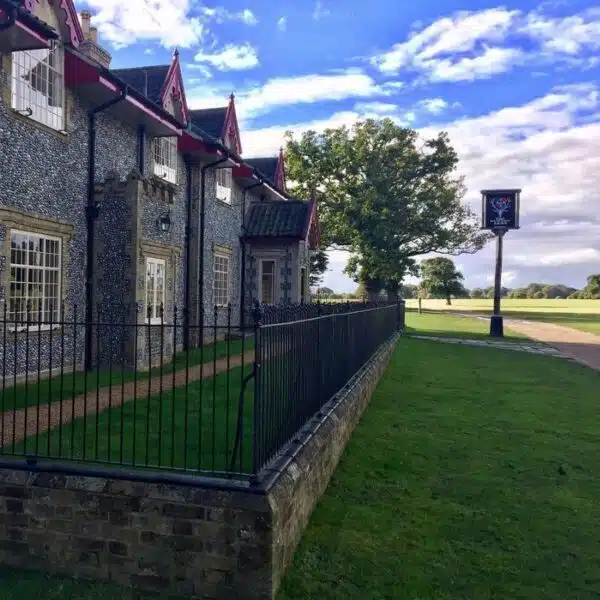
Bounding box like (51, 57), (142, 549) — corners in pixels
(244, 200), (311, 240)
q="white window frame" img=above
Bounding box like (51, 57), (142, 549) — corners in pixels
(259, 259), (276, 305)
(153, 136), (178, 184)
(213, 253), (231, 307)
(8, 230), (62, 331)
(146, 257), (166, 324)
(11, 40), (65, 132)
(215, 168), (232, 204)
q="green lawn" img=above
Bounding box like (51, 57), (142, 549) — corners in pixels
(3, 361), (255, 476)
(405, 311), (527, 340)
(1, 337), (253, 413)
(405, 298), (600, 335)
(279, 338), (600, 599)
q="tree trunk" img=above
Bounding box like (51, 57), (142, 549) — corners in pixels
(446, 296), (452, 305)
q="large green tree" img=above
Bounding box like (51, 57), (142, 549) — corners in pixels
(420, 258), (468, 305)
(285, 118), (488, 294)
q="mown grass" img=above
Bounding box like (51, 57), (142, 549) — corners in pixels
(4, 361), (255, 476)
(404, 311), (527, 340)
(1, 338), (254, 413)
(405, 298), (600, 335)
(278, 338), (600, 599)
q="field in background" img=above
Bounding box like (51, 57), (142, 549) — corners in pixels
(404, 299), (600, 335)
(404, 298), (600, 314)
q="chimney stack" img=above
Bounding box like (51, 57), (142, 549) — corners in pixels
(78, 10), (111, 69)
(80, 10), (91, 39)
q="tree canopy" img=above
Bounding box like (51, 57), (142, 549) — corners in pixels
(285, 118), (488, 292)
(419, 258), (468, 305)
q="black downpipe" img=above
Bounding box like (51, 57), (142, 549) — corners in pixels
(137, 125), (146, 174)
(85, 85), (127, 371)
(183, 157), (193, 350)
(0, 3), (16, 31)
(198, 158), (229, 331)
(240, 180), (263, 329)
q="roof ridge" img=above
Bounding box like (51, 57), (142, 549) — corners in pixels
(112, 64), (170, 72)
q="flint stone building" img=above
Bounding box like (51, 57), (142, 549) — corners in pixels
(0, 0), (319, 376)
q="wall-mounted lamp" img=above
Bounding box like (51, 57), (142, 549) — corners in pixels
(159, 210), (171, 233)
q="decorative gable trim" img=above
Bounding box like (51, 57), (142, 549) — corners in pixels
(304, 198), (321, 248)
(222, 93), (242, 155)
(275, 147), (286, 191)
(160, 49), (189, 126)
(22, 0), (83, 47)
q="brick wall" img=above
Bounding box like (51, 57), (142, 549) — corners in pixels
(0, 334), (399, 599)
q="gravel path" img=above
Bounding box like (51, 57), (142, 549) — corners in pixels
(0, 349), (255, 446)
(502, 319), (600, 372)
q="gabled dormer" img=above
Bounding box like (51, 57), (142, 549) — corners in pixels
(112, 50), (188, 184)
(189, 93), (242, 204)
(245, 147), (287, 192)
(3, 0), (84, 132)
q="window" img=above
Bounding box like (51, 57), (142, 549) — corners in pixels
(9, 231), (61, 327)
(216, 168), (232, 204)
(213, 254), (230, 307)
(146, 258), (166, 323)
(11, 41), (64, 131)
(153, 137), (178, 184)
(260, 260), (276, 305)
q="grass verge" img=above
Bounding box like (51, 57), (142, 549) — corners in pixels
(278, 338), (600, 599)
(405, 311), (527, 340)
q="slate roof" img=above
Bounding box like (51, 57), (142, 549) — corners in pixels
(244, 200), (311, 239)
(1, 0), (58, 39)
(245, 157), (278, 185)
(189, 107), (227, 141)
(110, 65), (170, 104)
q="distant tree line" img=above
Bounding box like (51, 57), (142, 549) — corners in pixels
(470, 276), (600, 300)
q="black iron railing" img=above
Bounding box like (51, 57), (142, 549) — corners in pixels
(0, 300), (404, 481)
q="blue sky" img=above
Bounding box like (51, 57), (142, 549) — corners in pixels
(77, 0), (600, 292)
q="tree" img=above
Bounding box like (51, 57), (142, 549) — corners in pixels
(285, 119), (489, 290)
(309, 248), (328, 287)
(317, 287), (334, 297)
(471, 288), (484, 298)
(419, 258), (467, 305)
(582, 274), (600, 298)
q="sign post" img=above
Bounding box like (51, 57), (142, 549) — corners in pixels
(481, 189), (521, 337)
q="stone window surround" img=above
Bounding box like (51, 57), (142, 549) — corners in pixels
(212, 243), (232, 307)
(138, 239), (182, 324)
(0, 206), (74, 334)
(258, 256), (278, 305)
(1, 52), (72, 142)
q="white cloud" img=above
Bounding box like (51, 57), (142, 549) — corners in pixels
(313, 0), (331, 20)
(372, 7), (600, 82)
(417, 98), (449, 114)
(143, 48), (154, 55)
(233, 70), (390, 120)
(185, 63), (213, 79)
(353, 101), (399, 115)
(81, 0), (206, 48)
(198, 6), (258, 25)
(277, 16), (287, 31)
(194, 43), (259, 71)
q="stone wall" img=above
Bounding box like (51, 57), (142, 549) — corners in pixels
(0, 333), (399, 599)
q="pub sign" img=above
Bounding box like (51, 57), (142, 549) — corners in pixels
(481, 189), (521, 231)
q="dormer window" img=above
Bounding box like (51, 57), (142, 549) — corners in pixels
(216, 168), (232, 204)
(153, 137), (178, 184)
(11, 41), (64, 131)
